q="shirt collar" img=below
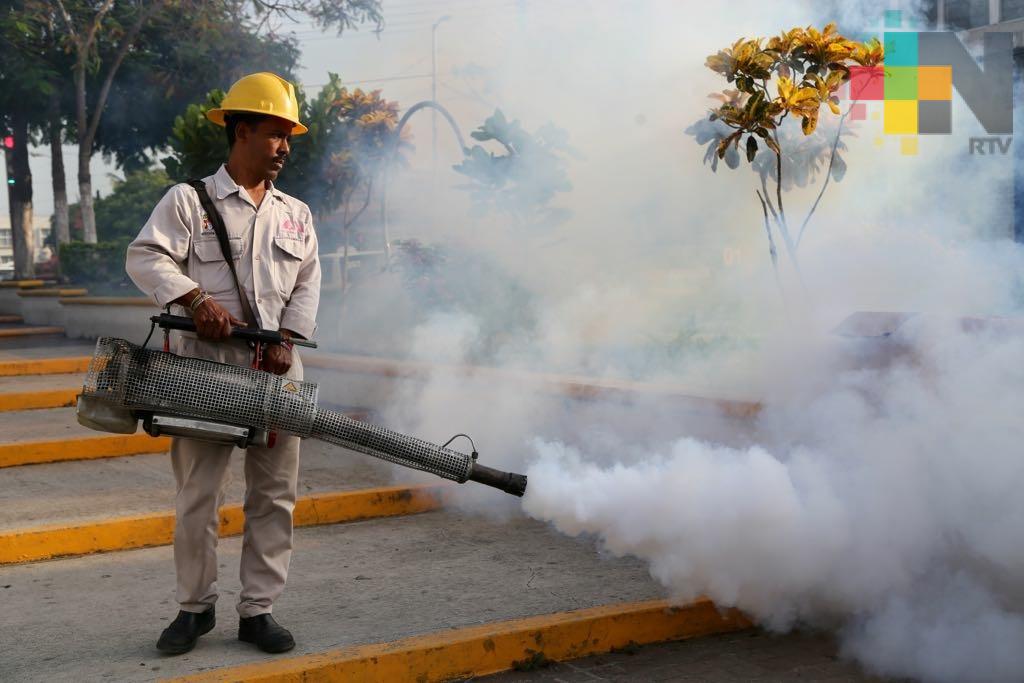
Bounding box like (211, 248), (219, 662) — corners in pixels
(212, 164), (286, 202)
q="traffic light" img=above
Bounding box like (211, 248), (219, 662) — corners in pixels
(3, 135), (13, 185)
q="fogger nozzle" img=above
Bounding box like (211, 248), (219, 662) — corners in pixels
(468, 463), (528, 497)
(77, 338), (528, 497)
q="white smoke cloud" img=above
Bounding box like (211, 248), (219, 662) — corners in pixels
(522, 314), (1024, 682)
(314, 1), (1024, 680)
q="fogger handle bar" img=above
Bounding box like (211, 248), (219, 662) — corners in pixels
(151, 314), (318, 349)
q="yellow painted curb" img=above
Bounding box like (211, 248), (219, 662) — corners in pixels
(17, 288), (87, 298)
(306, 354), (763, 418)
(0, 326), (64, 338)
(168, 598), (752, 683)
(0, 357), (91, 377)
(0, 484), (446, 565)
(0, 315), (23, 324)
(0, 433), (170, 468)
(60, 296), (154, 306)
(0, 280), (46, 289)
(0, 388), (79, 412)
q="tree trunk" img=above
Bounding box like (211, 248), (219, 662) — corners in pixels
(72, 57), (97, 244)
(49, 94), (70, 245)
(77, 145), (96, 243)
(7, 114), (35, 279)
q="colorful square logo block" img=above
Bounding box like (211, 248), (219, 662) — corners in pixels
(884, 32), (918, 66)
(918, 100), (952, 134)
(885, 66), (918, 100)
(850, 66), (885, 100)
(918, 66), (952, 100)
(884, 100), (917, 134)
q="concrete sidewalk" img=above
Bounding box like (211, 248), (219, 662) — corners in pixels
(0, 511), (663, 682)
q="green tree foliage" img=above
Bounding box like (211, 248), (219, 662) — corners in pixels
(58, 239), (134, 294)
(92, 7), (300, 171)
(84, 168), (173, 242)
(58, 166), (171, 292)
(453, 109), (575, 228)
(161, 90), (229, 182)
(162, 75), (405, 237)
(18, 0), (382, 243)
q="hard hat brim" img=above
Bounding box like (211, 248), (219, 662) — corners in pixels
(206, 108), (308, 136)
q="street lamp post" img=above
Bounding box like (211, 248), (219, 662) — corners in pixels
(431, 15), (451, 177)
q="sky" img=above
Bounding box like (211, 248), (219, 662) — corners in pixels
(0, 0), (527, 219)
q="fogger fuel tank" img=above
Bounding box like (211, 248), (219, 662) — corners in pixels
(76, 338), (527, 496)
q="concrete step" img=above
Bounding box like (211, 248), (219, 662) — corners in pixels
(0, 345), (93, 367)
(0, 325), (64, 338)
(0, 510), (697, 682)
(0, 407), (168, 467)
(0, 373), (81, 411)
(0, 440), (394, 533)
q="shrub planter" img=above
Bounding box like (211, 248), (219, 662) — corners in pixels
(17, 288), (87, 326)
(60, 297), (160, 344)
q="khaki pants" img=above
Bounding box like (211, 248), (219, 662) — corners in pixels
(170, 336), (303, 618)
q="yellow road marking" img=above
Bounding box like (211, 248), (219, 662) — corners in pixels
(168, 598), (752, 683)
(0, 388), (79, 412)
(0, 326), (64, 338)
(0, 433), (170, 468)
(0, 484), (446, 565)
(0, 357), (91, 377)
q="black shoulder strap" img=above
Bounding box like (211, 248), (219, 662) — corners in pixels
(187, 179), (258, 329)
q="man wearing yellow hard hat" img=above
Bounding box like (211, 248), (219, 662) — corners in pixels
(127, 72), (320, 656)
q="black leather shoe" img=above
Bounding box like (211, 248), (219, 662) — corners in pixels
(238, 613), (295, 653)
(156, 607), (215, 655)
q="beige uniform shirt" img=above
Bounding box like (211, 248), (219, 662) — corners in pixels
(126, 165), (320, 340)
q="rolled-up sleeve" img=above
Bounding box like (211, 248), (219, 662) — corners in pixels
(126, 184), (199, 307)
(278, 207), (320, 340)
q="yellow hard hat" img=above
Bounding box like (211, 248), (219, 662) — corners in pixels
(206, 72), (308, 135)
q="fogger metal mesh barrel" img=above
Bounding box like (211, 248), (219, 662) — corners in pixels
(82, 338), (473, 483)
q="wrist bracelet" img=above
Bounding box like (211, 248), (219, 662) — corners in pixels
(189, 292), (212, 312)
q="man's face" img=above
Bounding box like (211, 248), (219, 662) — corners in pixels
(237, 116), (294, 181)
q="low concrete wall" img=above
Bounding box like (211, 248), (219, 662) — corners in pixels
(0, 280), (48, 316)
(60, 297), (161, 344)
(303, 352), (762, 448)
(18, 289), (87, 326)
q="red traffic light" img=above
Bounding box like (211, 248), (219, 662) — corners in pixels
(2, 136), (12, 149)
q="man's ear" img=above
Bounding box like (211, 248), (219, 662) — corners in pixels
(235, 120), (251, 144)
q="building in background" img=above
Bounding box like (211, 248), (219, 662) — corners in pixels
(0, 216), (52, 278)
(921, 1), (1024, 241)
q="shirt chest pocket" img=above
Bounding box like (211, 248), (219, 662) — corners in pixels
(190, 237), (243, 295)
(272, 236), (304, 296)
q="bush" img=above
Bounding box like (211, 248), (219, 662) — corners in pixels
(59, 239), (136, 295)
